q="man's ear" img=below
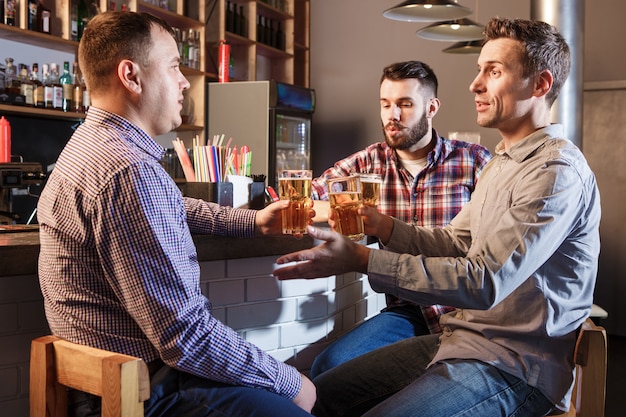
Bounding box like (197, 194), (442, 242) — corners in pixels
(427, 97), (441, 119)
(117, 59), (141, 94)
(534, 69), (553, 98)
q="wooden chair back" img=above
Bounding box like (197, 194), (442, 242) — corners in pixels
(30, 335), (150, 417)
(549, 318), (607, 417)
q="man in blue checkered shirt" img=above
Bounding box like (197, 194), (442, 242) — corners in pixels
(37, 11), (316, 417)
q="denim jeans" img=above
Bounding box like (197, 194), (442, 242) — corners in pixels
(312, 334), (555, 417)
(310, 304), (429, 378)
(69, 365), (313, 417)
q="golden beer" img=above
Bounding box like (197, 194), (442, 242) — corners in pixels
(329, 192), (364, 241)
(360, 174), (382, 207)
(279, 170), (312, 234)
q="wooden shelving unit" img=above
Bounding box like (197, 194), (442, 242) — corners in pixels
(1, 0), (206, 139)
(205, 0), (310, 87)
(0, 0), (310, 143)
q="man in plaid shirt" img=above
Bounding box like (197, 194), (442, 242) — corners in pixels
(309, 61), (491, 378)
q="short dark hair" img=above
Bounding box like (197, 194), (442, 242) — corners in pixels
(78, 11), (175, 94)
(380, 61), (439, 98)
(483, 17), (570, 106)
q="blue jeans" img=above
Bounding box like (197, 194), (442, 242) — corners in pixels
(310, 305), (428, 378)
(312, 335), (555, 417)
(69, 365), (313, 417)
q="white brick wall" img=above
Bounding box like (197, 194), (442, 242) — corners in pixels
(199, 255), (387, 373)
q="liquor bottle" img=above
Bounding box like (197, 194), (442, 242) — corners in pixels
(81, 73), (90, 112)
(4, 0), (16, 26)
(28, 0), (38, 30)
(187, 29), (196, 70)
(42, 63), (54, 108)
(19, 64), (35, 106)
(60, 61), (73, 112)
(37, 0), (51, 33)
(49, 63), (63, 110)
(31, 63), (45, 108)
(275, 21), (285, 51)
(238, 5), (247, 38)
(256, 15), (264, 45)
(72, 62), (83, 112)
(70, 0), (78, 41)
(233, 2), (240, 36)
(267, 18), (275, 48)
(226, 1), (233, 33)
(4, 58), (20, 96)
(77, 0), (89, 40)
(181, 30), (189, 67)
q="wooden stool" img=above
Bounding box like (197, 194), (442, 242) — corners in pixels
(30, 335), (150, 417)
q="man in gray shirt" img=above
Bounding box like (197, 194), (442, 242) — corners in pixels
(273, 17), (600, 417)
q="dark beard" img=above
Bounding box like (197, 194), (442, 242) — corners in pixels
(383, 112), (430, 150)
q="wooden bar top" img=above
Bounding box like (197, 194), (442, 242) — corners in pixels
(0, 231), (314, 277)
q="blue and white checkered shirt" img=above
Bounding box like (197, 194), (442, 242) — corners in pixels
(38, 107), (301, 400)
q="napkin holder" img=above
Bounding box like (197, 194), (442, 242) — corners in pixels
(184, 182), (233, 207)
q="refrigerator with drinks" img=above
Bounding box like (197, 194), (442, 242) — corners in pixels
(207, 80), (315, 188)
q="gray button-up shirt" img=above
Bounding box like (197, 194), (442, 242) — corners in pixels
(366, 124), (601, 411)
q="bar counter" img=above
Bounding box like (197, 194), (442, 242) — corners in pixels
(0, 230), (315, 276)
(0, 230), (383, 416)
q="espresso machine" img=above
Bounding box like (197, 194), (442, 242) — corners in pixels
(0, 162), (45, 226)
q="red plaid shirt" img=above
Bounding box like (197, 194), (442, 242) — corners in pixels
(312, 130), (492, 333)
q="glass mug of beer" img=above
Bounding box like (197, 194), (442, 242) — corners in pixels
(359, 173), (382, 207)
(278, 169), (313, 234)
(326, 175), (365, 241)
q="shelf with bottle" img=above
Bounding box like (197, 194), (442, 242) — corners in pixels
(205, 0), (301, 83)
(0, 22), (77, 52)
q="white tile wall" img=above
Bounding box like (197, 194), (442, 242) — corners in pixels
(199, 255), (386, 372)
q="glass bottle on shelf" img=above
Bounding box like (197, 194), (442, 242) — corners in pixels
(4, 0), (16, 26)
(49, 63), (63, 110)
(256, 15), (264, 44)
(72, 62), (83, 112)
(238, 5), (247, 37)
(31, 63), (45, 108)
(81, 72), (90, 112)
(19, 64), (35, 107)
(275, 21), (285, 50)
(181, 29), (189, 67)
(42, 63), (54, 108)
(77, 0), (89, 41)
(60, 61), (73, 112)
(226, 1), (234, 33)
(70, 0), (79, 40)
(266, 18), (274, 48)
(233, 2), (240, 36)
(4, 58), (21, 96)
(37, 0), (51, 33)
(28, 0), (38, 30)
(187, 28), (196, 69)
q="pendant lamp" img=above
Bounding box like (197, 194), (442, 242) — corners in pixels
(442, 39), (484, 54)
(416, 18), (484, 41)
(383, 0), (472, 22)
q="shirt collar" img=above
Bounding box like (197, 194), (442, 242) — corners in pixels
(495, 124), (566, 163)
(84, 107), (166, 160)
